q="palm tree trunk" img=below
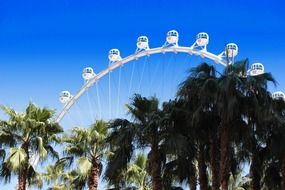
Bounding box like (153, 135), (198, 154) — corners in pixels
(198, 145), (208, 190)
(190, 180), (197, 190)
(88, 158), (100, 190)
(209, 134), (220, 190)
(282, 155), (285, 190)
(250, 153), (261, 190)
(18, 142), (29, 190)
(220, 125), (231, 190)
(150, 143), (162, 190)
(18, 166), (28, 190)
(189, 166), (197, 190)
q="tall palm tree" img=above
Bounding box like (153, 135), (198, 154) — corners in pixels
(264, 98), (285, 189)
(106, 94), (164, 190)
(274, 100), (285, 190)
(216, 60), (249, 190)
(63, 120), (108, 190)
(160, 99), (197, 190)
(0, 103), (63, 190)
(105, 118), (137, 189)
(244, 70), (276, 190)
(177, 63), (220, 190)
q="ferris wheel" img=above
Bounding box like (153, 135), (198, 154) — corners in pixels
(55, 30), (282, 124)
(24, 30), (284, 182)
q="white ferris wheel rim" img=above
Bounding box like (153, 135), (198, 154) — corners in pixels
(55, 45), (228, 123)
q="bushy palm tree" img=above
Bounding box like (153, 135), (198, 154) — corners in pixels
(272, 99), (285, 189)
(41, 159), (79, 190)
(177, 63), (220, 190)
(63, 120), (108, 190)
(104, 60), (281, 190)
(176, 60), (277, 190)
(244, 69), (276, 190)
(106, 153), (151, 190)
(124, 153), (151, 190)
(0, 103), (63, 190)
(106, 94), (165, 190)
(228, 171), (249, 190)
(261, 98), (285, 189)
(160, 99), (198, 190)
(216, 60), (250, 190)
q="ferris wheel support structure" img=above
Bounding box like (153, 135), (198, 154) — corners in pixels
(55, 45), (227, 123)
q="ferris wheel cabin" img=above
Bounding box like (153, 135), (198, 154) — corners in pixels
(108, 49), (121, 62)
(137, 36), (149, 50)
(250, 63), (265, 76)
(166, 30), (179, 45)
(196, 32), (209, 46)
(226, 43), (238, 58)
(82, 67), (96, 81)
(59, 91), (72, 104)
(272, 91), (285, 101)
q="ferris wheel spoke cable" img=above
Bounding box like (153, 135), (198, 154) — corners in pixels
(86, 89), (95, 122)
(161, 54), (166, 99)
(170, 53), (178, 95)
(146, 55), (151, 95)
(108, 72), (112, 119)
(138, 56), (148, 93)
(163, 53), (175, 99)
(148, 53), (165, 95)
(158, 53), (169, 99)
(95, 82), (102, 119)
(66, 111), (80, 127)
(128, 59), (137, 95)
(116, 66), (122, 117)
(97, 80), (110, 119)
(163, 53), (174, 99)
(88, 85), (100, 119)
(74, 102), (85, 126)
(110, 69), (120, 116)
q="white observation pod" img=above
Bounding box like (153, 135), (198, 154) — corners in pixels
(137, 36), (149, 50)
(166, 30), (179, 44)
(196, 32), (209, 46)
(108, 49), (121, 62)
(82, 67), (96, 81)
(272, 91), (285, 101)
(59, 91), (72, 104)
(250, 63), (265, 76)
(226, 43), (238, 58)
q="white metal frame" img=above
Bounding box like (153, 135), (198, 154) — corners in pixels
(55, 45), (229, 123)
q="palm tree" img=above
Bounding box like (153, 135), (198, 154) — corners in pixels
(216, 60), (250, 190)
(177, 60), (276, 190)
(106, 153), (151, 190)
(105, 118), (137, 189)
(160, 99), (197, 190)
(63, 120), (108, 190)
(106, 94), (164, 190)
(263, 98), (285, 189)
(41, 159), (79, 190)
(0, 103), (63, 190)
(177, 63), (220, 190)
(228, 170), (250, 190)
(244, 72), (276, 190)
(124, 153), (151, 190)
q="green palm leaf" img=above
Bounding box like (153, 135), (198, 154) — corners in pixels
(7, 148), (27, 171)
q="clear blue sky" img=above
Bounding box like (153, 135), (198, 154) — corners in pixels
(0, 0), (285, 189)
